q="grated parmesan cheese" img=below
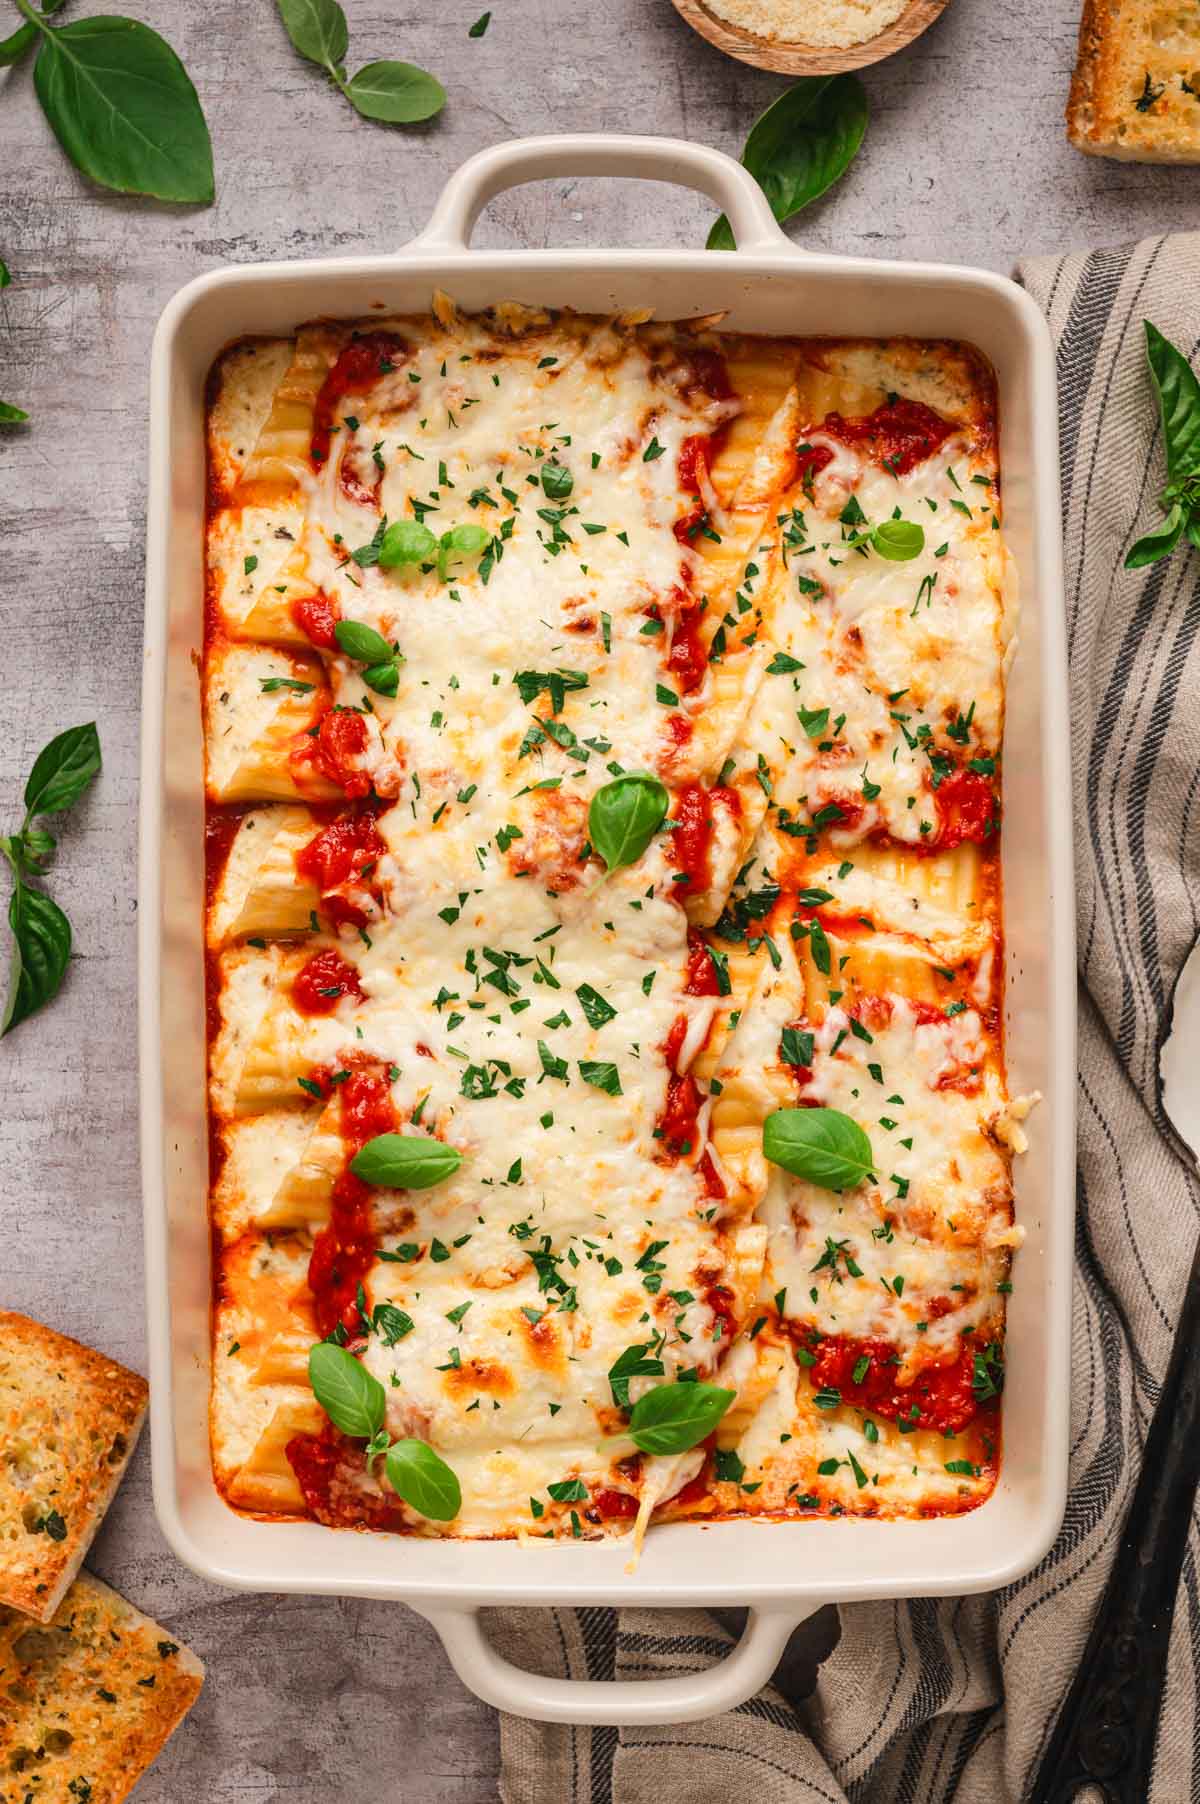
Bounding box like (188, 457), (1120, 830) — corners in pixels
(707, 0), (909, 49)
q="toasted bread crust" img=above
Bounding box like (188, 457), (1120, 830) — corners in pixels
(1068, 0), (1200, 161)
(0, 1570), (203, 1801)
(0, 1314), (148, 1622)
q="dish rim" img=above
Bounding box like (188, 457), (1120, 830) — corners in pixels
(139, 133), (1076, 1722)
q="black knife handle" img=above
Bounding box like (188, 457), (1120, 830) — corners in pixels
(1029, 1236), (1200, 1804)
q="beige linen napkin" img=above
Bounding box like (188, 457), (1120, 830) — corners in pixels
(494, 232), (1200, 1803)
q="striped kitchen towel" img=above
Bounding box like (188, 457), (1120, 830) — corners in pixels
(495, 232), (1200, 1802)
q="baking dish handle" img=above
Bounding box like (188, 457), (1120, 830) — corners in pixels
(406, 133), (791, 257)
(417, 1601), (815, 1724)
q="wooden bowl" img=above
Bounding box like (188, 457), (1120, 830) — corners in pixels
(671, 0), (951, 73)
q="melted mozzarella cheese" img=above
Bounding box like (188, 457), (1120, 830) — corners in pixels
(205, 316), (1018, 1536)
(741, 435), (1008, 846)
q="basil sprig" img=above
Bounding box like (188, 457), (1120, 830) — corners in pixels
(1126, 321), (1200, 569)
(309, 1340), (386, 1437)
(276, 0), (444, 125)
(375, 518), (491, 582)
(379, 519), (436, 567)
(11, 0), (212, 202)
(333, 618), (404, 696)
(628, 1380), (735, 1455)
(708, 76), (868, 252)
(385, 1439), (462, 1520)
(437, 522), (490, 579)
(350, 1132), (463, 1189)
(843, 517), (924, 561)
(308, 1342), (461, 1520)
(763, 1106), (875, 1191)
(2, 724), (101, 1035)
(587, 773), (669, 873)
(869, 519), (925, 561)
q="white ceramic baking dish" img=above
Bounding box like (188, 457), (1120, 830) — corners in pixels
(140, 133), (1075, 1727)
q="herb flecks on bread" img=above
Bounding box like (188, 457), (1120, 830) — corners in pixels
(0, 1313), (148, 1622)
(1069, 0), (1200, 160)
(0, 1571), (203, 1802)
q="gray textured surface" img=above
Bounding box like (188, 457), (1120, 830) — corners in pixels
(0, 0), (1194, 1796)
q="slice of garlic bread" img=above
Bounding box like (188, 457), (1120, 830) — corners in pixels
(0, 1570), (204, 1800)
(0, 1314), (148, 1622)
(1068, 0), (1200, 160)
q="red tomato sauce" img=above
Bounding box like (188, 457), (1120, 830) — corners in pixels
(807, 1333), (984, 1435)
(819, 795), (865, 835)
(670, 783), (738, 899)
(296, 808), (386, 928)
(684, 926), (719, 996)
(674, 435), (715, 547)
(656, 1011), (723, 1195)
(666, 602), (709, 694)
(306, 1059), (396, 1340)
(697, 1150), (726, 1199)
(658, 1071), (705, 1157)
(795, 443), (835, 487)
(706, 1284), (737, 1343)
(927, 767), (998, 850)
(285, 1424), (407, 1531)
(662, 712), (694, 760)
(291, 706), (371, 798)
(292, 948), (364, 1016)
(291, 590), (340, 649)
(311, 331), (408, 500)
(589, 1488), (639, 1520)
(816, 398), (955, 476)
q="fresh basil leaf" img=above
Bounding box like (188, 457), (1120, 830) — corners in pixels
(0, 258), (9, 286)
(437, 521), (490, 579)
(350, 1132), (462, 1189)
(1126, 500), (1185, 569)
(363, 660), (400, 697)
(540, 462), (573, 499)
(380, 518), (437, 567)
(628, 1379), (735, 1455)
(763, 1106), (874, 1191)
(0, 22), (36, 65)
(578, 1059), (621, 1095)
(608, 1341), (665, 1410)
(0, 401), (29, 424)
(343, 60), (445, 124)
(334, 619), (393, 665)
(872, 519), (924, 561)
(587, 772), (668, 872)
(780, 1026), (814, 1067)
(1144, 320), (1200, 484)
(260, 676), (316, 694)
(0, 0), (63, 68)
(575, 982), (616, 1028)
(384, 1438), (461, 1520)
(23, 722), (102, 818)
(2, 880), (71, 1035)
(19, 827), (56, 870)
(31, 15), (214, 203)
(308, 1340), (386, 1439)
(275, 0), (349, 75)
(467, 10), (490, 35)
(708, 75), (868, 251)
